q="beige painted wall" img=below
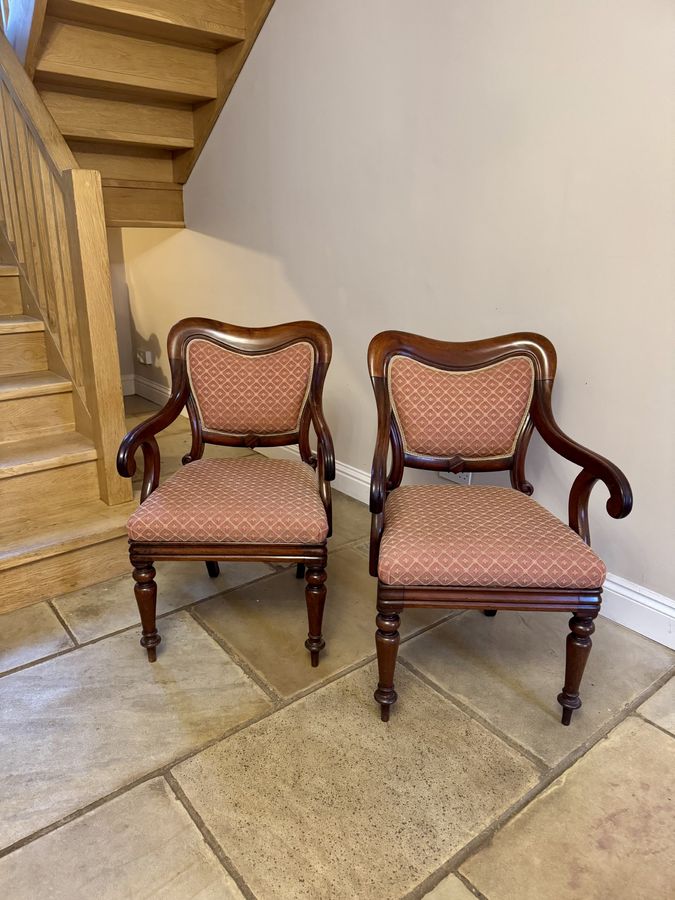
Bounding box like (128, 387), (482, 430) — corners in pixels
(118, 0), (675, 598)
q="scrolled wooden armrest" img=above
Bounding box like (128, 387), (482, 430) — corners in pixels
(532, 387), (633, 543)
(117, 394), (186, 501)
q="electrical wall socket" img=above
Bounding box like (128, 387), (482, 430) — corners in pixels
(439, 471), (472, 485)
(136, 349), (153, 365)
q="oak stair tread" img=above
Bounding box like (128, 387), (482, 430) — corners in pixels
(0, 315), (45, 334)
(47, 0), (246, 49)
(0, 493), (139, 571)
(0, 266), (20, 276)
(0, 370), (73, 401)
(0, 432), (97, 478)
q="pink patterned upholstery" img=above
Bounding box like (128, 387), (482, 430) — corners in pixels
(378, 484), (606, 589)
(388, 355), (534, 459)
(187, 339), (314, 435)
(127, 457), (328, 544)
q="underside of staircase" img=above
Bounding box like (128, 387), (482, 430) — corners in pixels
(5, 0), (275, 226)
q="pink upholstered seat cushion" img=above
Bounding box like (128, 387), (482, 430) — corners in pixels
(127, 457), (328, 545)
(378, 484), (606, 590)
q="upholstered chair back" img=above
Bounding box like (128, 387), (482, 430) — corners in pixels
(186, 337), (315, 437)
(387, 353), (535, 461)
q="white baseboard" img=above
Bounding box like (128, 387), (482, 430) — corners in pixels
(121, 374), (136, 396)
(133, 373), (171, 406)
(256, 444), (371, 503)
(601, 575), (675, 650)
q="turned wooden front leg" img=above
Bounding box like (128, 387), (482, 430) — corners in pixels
(304, 564), (327, 667)
(374, 606), (401, 722)
(558, 612), (597, 725)
(132, 563), (161, 663)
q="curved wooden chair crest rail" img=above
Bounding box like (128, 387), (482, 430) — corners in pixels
(367, 330), (632, 725)
(117, 318), (335, 667)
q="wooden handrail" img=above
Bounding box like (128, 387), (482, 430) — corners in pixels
(0, 29), (131, 504)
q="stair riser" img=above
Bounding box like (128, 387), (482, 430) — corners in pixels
(2, 461), (101, 524)
(0, 534), (130, 614)
(0, 392), (74, 442)
(0, 276), (22, 315)
(41, 91), (195, 151)
(0, 333), (47, 375)
(36, 19), (218, 104)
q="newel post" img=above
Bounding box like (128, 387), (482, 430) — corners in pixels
(62, 167), (132, 505)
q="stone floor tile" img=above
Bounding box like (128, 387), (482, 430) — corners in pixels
(638, 674), (675, 735)
(0, 778), (244, 900)
(461, 717), (675, 900)
(173, 663), (539, 900)
(329, 490), (371, 549)
(125, 412), (191, 436)
(402, 610), (675, 766)
(54, 561), (273, 644)
(423, 874), (476, 899)
(124, 395), (162, 418)
(194, 547), (449, 697)
(0, 603), (73, 674)
(0, 612), (270, 850)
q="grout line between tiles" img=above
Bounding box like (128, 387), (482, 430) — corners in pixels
(0, 566), (285, 681)
(1, 646), (672, 884)
(0, 643), (381, 862)
(632, 710), (675, 741)
(46, 599), (79, 647)
(401, 660), (675, 900)
(187, 607), (282, 703)
(0, 646), (76, 680)
(454, 871), (489, 900)
(0, 702), (280, 862)
(398, 657), (548, 772)
(164, 773), (258, 900)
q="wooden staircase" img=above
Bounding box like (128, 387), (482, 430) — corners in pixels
(0, 3), (275, 613)
(0, 35), (136, 613)
(3, 0), (274, 226)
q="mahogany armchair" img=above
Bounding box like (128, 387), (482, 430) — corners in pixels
(368, 331), (632, 724)
(117, 318), (335, 666)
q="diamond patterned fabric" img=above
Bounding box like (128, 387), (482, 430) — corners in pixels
(378, 484), (606, 589)
(187, 339), (314, 435)
(127, 457), (328, 544)
(388, 355), (534, 459)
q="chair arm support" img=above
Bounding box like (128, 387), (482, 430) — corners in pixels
(311, 403), (336, 482)
(370, 412), (390, 516)
(531, 386), (633, 543)
(369, 379), (393, 576)
(116, 392), (186, 501)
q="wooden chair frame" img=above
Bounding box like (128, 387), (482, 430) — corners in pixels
(118, 318), (335, 666)
(368, 331), (632, 724)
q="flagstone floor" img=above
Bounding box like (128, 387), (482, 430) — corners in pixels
(0, 397), (673, 899)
